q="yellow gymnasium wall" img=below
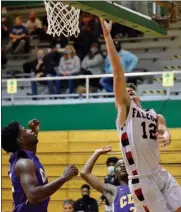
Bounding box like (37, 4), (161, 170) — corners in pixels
(2, 129), (181, 212)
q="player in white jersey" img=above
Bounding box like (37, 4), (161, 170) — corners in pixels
(100, 18), (181, 212)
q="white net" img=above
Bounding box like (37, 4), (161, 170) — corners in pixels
(44, 1), (80, 37)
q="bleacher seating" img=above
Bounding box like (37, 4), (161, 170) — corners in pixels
(2, 129), (181, 212)
(2, 19), (181, 103)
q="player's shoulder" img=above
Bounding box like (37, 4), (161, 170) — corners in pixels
(156, 113), (165, 119)
(15, 158), (36, 176)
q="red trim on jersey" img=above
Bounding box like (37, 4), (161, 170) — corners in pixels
(126, 151), (133, 159)
(134, 188), (143, 196)
(132, 170), (138, 175)
(122, 132), (128, 140)
(121, 132), (129, 147)
(143, 205), (150, 212)
(134, 188), (145, 201)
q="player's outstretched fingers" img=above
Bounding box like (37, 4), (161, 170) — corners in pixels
(99, 18), (110, 37)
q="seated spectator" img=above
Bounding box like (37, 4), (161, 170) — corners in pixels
(63, 199), (74, 212)
(26, 11), (42, 36)
(77, 42), (104, 94)
(1, 7), (12, 42)
(100, 41), (138, 92)
(82, 42), (104, 75)
(42, 44), (61, 95)
(56, 44), (81, 94)
(74, 184), (98, 212)
(5, 16), (29, 54)
(23, 49), (46, 96)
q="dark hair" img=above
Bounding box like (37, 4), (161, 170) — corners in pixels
(126, 83), (137, 91)
(81, 184), (90, 190)
(2, 121), (20, 153)
(106, 157), (119, 166)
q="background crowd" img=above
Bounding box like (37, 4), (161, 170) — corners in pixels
(1, 5), (146, 98)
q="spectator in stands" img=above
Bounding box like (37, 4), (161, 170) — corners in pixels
(97, 157), (119, 212)
(74, 184), (98, 212)
(56, 44), (81, 94)
(63, 199), (74, 212)
(5, 16), (29, 54)
(26, 11), (42, 36)
(42, 44), (61, 95)
(100, 41), (138, 92)
(24, 49), (46, 96)
(82, 42), (104, 75)
(1, 7), (12, 42)
(80, 42), (104, 92)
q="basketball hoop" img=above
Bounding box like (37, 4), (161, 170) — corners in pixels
(44, 1), (80, 37)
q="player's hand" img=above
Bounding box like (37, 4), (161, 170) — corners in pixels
(62, 165), (79, 181)
(156, 132), (169, 147)
(100, 18), (112, 37)
(28, 119), (40, 135)
(95, 146), (112, 155)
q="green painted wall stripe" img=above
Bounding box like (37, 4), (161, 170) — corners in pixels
(2, 100), (181, 130)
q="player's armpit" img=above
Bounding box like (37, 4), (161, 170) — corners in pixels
(103, 184), (117, 205)
(117, 102), (130, 128)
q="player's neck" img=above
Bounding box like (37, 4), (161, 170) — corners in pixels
(23, 145), (37, 155)
(119, 177), (128, 185)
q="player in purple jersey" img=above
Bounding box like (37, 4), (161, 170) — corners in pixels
(80, 146), (138, 212)
(2, 119), (78, 212)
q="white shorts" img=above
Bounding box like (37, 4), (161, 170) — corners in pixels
(128, 167), (181, 212)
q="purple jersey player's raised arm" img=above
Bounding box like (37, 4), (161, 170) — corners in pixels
(9, 150), (50, 212)
(80, 146), (137, 212)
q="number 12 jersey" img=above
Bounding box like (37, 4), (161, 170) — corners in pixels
(117, 100), (159, 176)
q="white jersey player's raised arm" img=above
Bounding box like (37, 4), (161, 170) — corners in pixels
(100, 18), (181, 212)
(100, 19), (139, 128)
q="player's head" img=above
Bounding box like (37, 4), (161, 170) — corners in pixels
(63, 199), (74, 212)
(114, 159), (128, 185)
(81, 184), (91, 198)
(126, 83), (141, 106)
(106, 157), (119, 176)
(2, 121), (38, 153)
(15, 16), (22, 26)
